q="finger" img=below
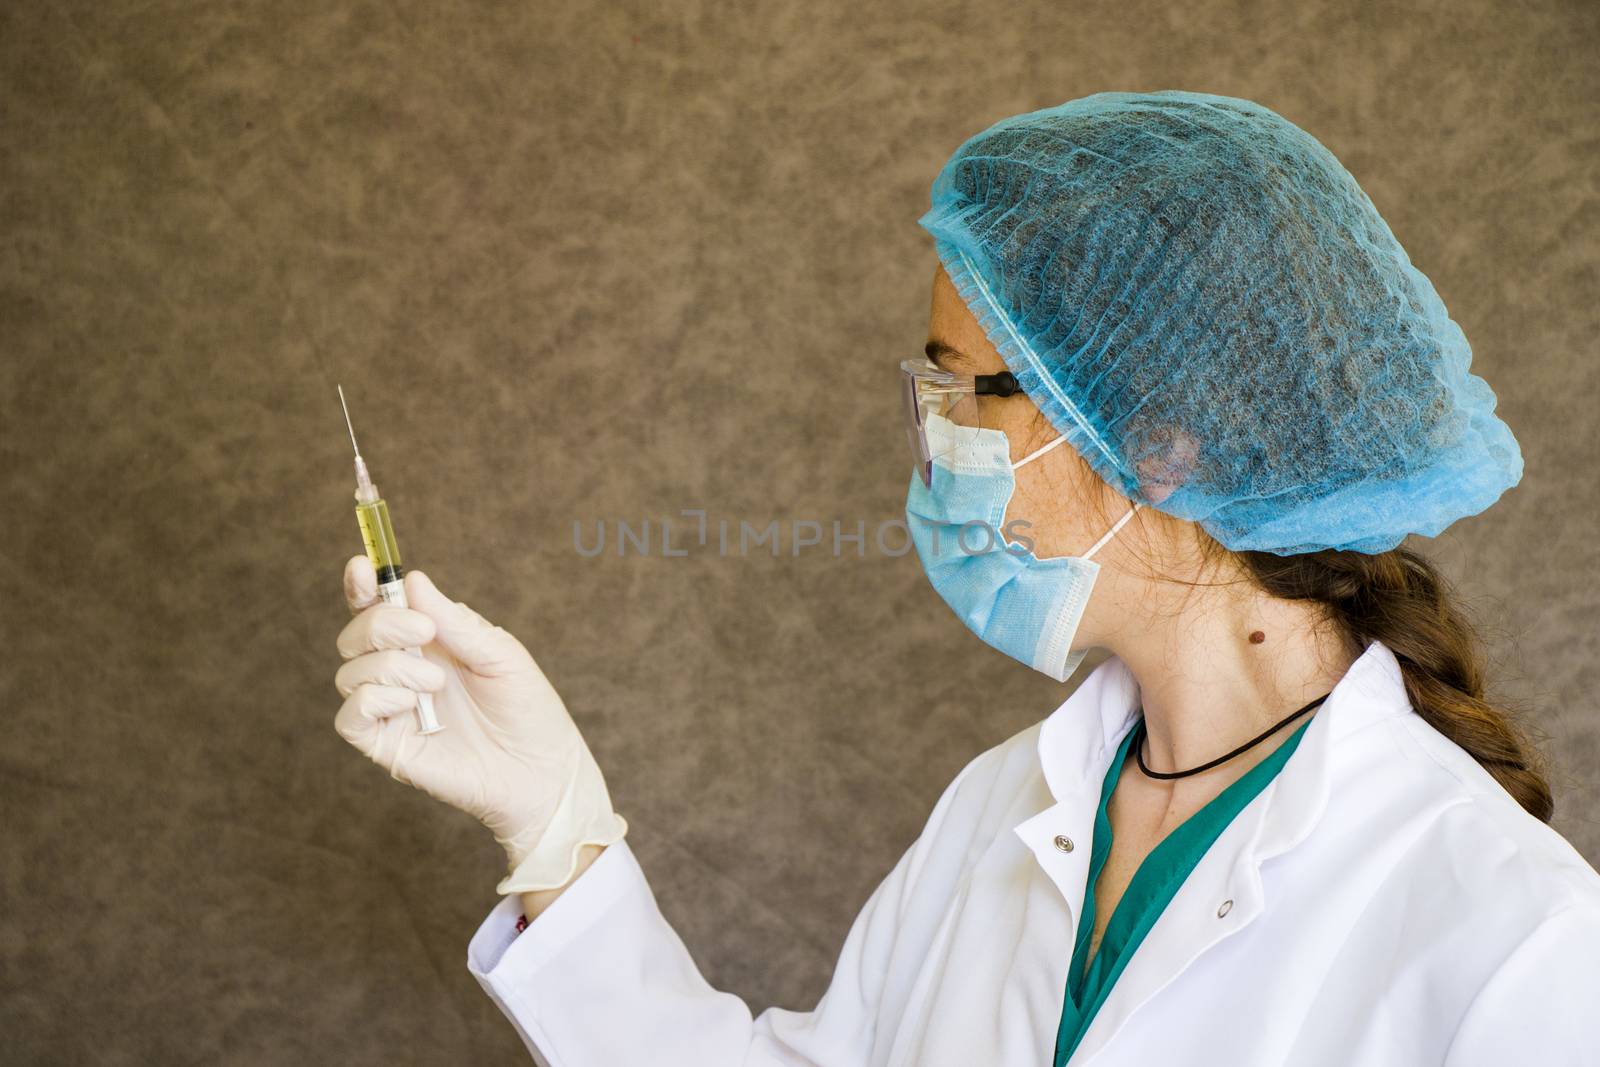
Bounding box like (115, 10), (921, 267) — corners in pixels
(404, 570), (531, 677)
(334, 682), (417, 758)
(336, 603), (438, 661)
(334, 648), (449, 699)
(345, 555), (379, 616)
(454, 599), (492, 628)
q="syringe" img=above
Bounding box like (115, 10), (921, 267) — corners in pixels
(338, 385), (444, 735)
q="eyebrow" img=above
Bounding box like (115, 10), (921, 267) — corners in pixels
(925, 340), (970, 366)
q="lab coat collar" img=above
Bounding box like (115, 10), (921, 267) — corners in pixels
(1009, 638), (1415, 1063)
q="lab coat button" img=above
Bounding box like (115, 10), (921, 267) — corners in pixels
(1217, 899), (1234, 917)
(1053, 835), (1075, 852)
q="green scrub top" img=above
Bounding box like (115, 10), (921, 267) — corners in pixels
(1053, 711), (1317, 1067)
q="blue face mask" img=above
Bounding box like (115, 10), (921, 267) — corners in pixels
(905, 412), (1142, 682)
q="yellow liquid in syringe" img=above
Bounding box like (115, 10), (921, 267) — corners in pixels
(355, 497), (404, 585)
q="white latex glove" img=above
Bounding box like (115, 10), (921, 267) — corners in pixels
(334, 554), (629, 893)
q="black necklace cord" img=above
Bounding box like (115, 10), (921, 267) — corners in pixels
(1133, 692), (1330, 780)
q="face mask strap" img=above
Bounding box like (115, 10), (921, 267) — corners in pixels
(1011, 432), (1071, 470)
(1082, 501), (1143, 560)
(1007, 428), (1143, 561)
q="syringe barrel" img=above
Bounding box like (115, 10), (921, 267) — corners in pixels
(354, 497), (404, 585)
(350, 483), (443, 735)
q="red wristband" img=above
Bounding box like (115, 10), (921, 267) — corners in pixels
(515, 913), (530, 934)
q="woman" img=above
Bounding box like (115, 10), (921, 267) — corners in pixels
(333, 91), (1600, 1065)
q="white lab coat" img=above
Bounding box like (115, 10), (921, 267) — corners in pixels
(466, 638), (1600, 1065)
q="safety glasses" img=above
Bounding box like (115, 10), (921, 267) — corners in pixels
(900, 358), (1020, 486)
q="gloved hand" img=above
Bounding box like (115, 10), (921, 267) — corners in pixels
(334, 554), (629, 893)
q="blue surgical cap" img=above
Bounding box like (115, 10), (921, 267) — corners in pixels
(918, 89), (1523, 556)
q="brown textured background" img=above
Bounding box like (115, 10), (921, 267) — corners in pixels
(3, 1), (1597, 1062)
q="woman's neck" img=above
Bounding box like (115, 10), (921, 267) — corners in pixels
(1105, 585), (1358, 791)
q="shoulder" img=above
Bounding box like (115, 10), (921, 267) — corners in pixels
(937, 716), (1050, 813)
(911, 716), (1052, 865)
(1363, 707), (1600, 918)
(1382, 721), (1600, 1059)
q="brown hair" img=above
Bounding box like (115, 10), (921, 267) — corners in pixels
(1032, 413), (1556, 822)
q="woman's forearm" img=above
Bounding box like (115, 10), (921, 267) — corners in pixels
(520, 842), (608, 920)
